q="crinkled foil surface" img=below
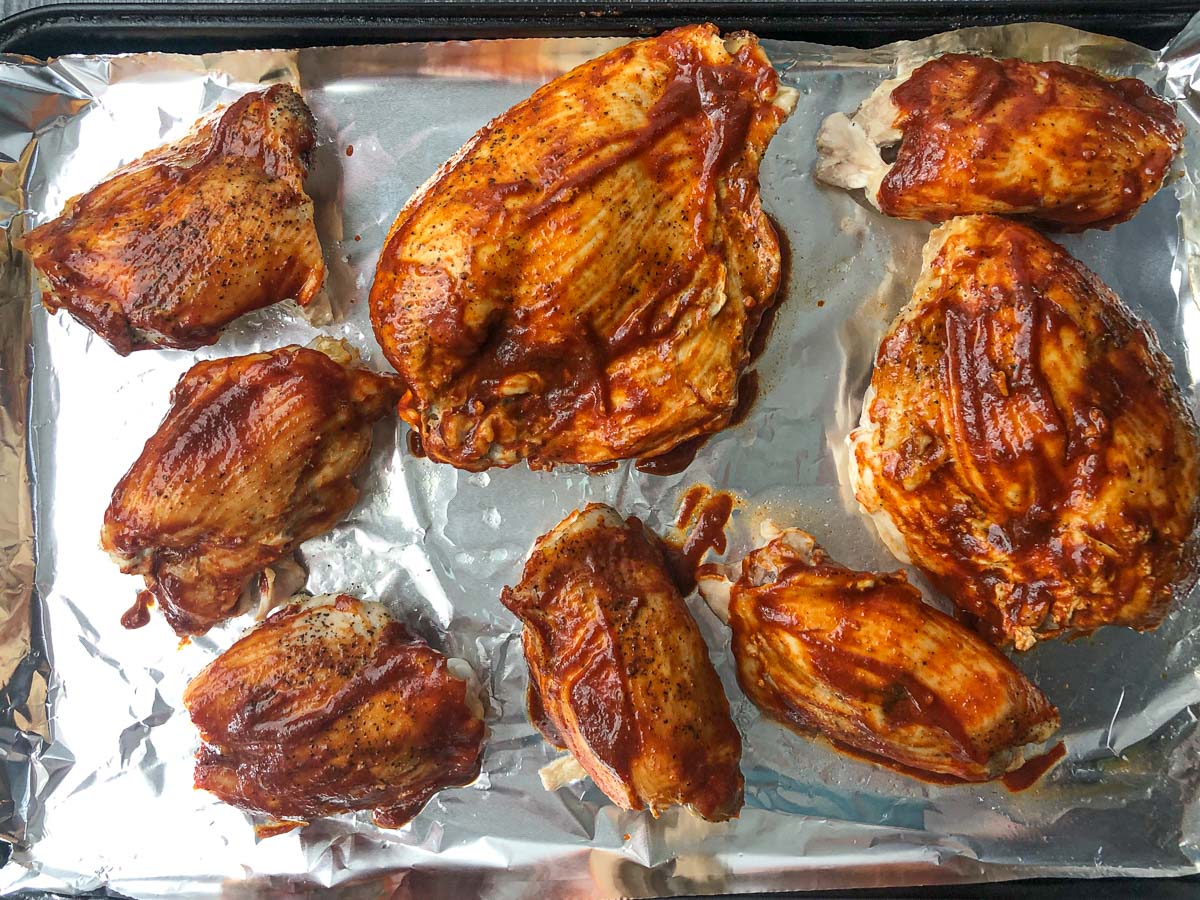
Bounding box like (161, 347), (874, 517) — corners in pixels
(2, 16), (1200, 899)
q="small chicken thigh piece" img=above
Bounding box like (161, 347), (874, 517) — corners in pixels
(184, 594), (486, 830)
(816, 54), (1182, 230)
(370, 25), (796, 470)
(102, 340), (401, 636)
(24, 84), (326, 354)
(699, 527), (1060, 782)
(501, 504), (744, 821)
(850, 216), (1200, 649)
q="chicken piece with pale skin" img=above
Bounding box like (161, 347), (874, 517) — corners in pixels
(184, 594), (486, 832)
(698, 526), (1061, 782)
(850, 215), (1200, 649)
(23, 84), (326, 355)
(501, 504), (744, 821)
(370, 24), (797, 470)
(816, 54), (1182, 230)
(102, 339), (401, 636)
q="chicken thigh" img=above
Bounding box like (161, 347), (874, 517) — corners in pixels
(699, 527), (1060, 782)
(24, 84), (325, 354)
(184, 594), (486, 830)
(370, 25), (796, 470)
(816, 54), (1182, 230)
(102, 339), (400, 636)
(501, 504), (743, 821)
(850, 216), (1200, 649)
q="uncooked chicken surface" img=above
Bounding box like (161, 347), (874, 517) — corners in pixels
(24, 84), (325, 354)
(815, 54), (1182, 230)
(850, 216), (1200, 649)
(102, 341), (400, 635)
(183, 594), (485, 828)
(370, 24), (796, 470)
(698, 529), (1059, 782)
(500, 504), (743, 821)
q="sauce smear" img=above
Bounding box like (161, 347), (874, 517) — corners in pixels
(666, 488), (735, 593)
(635, 434), (706, 476)
(1001, 742), (1066, 792)
(255, 819), (304, 839)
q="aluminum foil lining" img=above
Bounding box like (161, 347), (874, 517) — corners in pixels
(2, 17), (1200, 898)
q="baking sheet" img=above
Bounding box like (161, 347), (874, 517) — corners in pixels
(1, 16), (1200, 898)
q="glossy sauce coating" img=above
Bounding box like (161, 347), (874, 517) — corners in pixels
(102, 343), (400, 636)
(369, 25), (794, 470)
(851, 216), (1200, 649)
(879, 55), (1183, 229)
(23, 85), (325, 354)
(501, 504), (743, 821)
(183, 595), (485, 827)
(722, 530), (1060, 781)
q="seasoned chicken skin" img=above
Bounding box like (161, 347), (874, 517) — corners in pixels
(698, 527), (1060, 782)
(184, 594), (486, 829)
(815, 55), (1182, 230)
(24, 84), (325, 354)
(370, 25), (797, 470)
(102, 340), (400, 636)
(500, 504), (743, 821)
(850, 216), (1200, 649)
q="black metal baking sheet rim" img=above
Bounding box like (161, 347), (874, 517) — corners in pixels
(1, 0), (1198, 55)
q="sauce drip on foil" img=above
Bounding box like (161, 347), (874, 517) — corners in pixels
(1001, 741), (1066, 792)
(665, 486), (736, 593)
(120, 590), (154, 630)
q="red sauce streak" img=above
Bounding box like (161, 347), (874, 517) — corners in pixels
(255, 819), (304, 839)
(667, 489), (735, 593)
(120, 590), (154, 630)
(675, 484), (711, 527)
(406, 428), (426, 458)
(1001, 741), (1066, 792)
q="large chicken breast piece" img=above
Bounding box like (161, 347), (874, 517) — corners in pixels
(816, 55), (1182, 230)
(850, 216), (1200, 649)
(370, 24), (796, 470)
(102, 340), (401, 636)
(500, 504), (744, 821)
(23, 84), (326, 355)
(699, 527), (1059, 782)
(183, 594), (486, 829)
